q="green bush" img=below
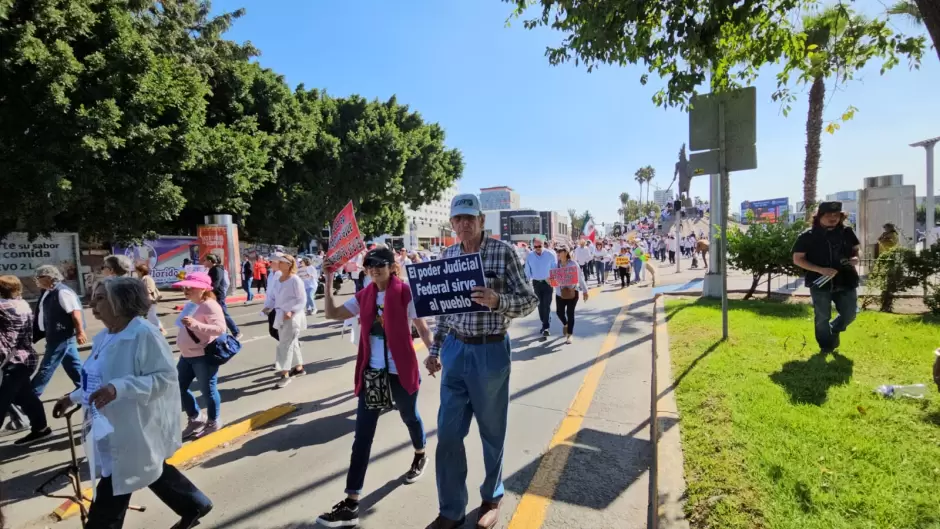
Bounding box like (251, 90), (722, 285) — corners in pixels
(862, 247), (920, 312)
(726, 220), (806, 299)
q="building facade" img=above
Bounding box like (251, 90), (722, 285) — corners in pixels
(479, 186), (520, 211)
(493, 209), (570, 245)
(374, 183), (460, 249)
(653, 188), (675, 207)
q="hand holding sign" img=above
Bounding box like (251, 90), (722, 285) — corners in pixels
(470, 286), (499, 309)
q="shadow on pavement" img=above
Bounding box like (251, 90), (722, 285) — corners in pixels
(769, 352), (854, 406)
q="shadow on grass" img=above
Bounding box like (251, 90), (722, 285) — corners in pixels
(923, 410), (940, 428)
(666, 297), (808, 321)
(659, 339), (724, 399)
(769, 352), (853, 406)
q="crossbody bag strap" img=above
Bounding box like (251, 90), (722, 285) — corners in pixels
(186, 327), (200, 344)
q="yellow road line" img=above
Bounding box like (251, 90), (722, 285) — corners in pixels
(53, 402), (297, 521)
(507, 294), (631, 529)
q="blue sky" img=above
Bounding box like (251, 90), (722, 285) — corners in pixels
(214, 0), (939, 225)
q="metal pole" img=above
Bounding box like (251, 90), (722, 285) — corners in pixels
(718, 101), (729, 339)
(674, 202), (681, 274)
(927, 143), (936, 246)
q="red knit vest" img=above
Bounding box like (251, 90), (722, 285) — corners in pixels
(353, 276), (420, 396)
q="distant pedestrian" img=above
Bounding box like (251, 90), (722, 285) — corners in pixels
(0, 276), (51, 445)
(553, 246), (589, 345)
(136, 263), (166, 336)
(102, 254), (134, 278)
(297, 257), (319, 316)
(525, 237), (557, 336)
(241, 255), (254, 303)
(316, 247), (434, 528)
(592, 241), (610, 286)
(616, 247), (632, 288)
(30, 265), (86, 398)
(204, 254), (240, 338)
(253, 255), (267, 293)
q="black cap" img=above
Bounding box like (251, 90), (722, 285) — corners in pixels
(817, 201), (842, 214)
(363, 247), (395, 267)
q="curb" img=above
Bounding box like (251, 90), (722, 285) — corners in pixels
(650, 296), (690, 529)
(52, 403), (297, 521)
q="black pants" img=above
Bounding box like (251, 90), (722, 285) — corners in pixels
(267, 309), (279, 341)
(87, 462), (211, 529)
(668, 251), (675, 264)
(0, 363), (47, 432)
(533, 280), (553, 330)
(618, 267), (631, 287)
(555, 296), (579, 334)
(581, 263), (591, 279)
(256, 274), (266, 293)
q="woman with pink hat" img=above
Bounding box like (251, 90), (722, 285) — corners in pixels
(173, 271), (225, 439)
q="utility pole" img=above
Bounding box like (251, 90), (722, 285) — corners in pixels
(911, 136), (939, 246)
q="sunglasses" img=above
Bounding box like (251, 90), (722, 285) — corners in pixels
(364, 260), (390, 269)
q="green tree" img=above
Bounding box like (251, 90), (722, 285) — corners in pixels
(0, 0), (215, 241)
(245, 91), (463, 243)
(886, 0), (940, 63)
(506, 1), (924, 110)
(773, 6), (924, 221)
(726, 220), (806, 299)
(567, 207), (580, 235)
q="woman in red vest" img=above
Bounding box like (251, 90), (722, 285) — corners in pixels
(316, 247), (433, 528)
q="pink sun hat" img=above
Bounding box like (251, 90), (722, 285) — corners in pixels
(172, 271), (212, 290)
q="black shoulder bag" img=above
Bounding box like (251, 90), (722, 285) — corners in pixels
(362, 335), (393, 411)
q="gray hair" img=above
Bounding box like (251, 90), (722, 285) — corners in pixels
(103, 254), (134, 276)
(35, 265), (64, 282)
(99, 277), (150, 319)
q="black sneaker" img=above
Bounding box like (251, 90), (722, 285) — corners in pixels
(405, 453), (428, 484)
(317, 498), (359, 527)
(541, 328), (550, 337)
(832, 332), (841, 350)
(14, 427), (51, 445)
(170, 503), (213, 529)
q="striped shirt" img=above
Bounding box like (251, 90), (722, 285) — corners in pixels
(429, 236), (538, 357)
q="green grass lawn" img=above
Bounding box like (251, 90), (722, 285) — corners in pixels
(665, 298), (940, 529)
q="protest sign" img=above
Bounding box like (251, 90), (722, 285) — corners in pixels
(406, 253), (488, 318)
(323, 202), (366, 273)
(615, 256), (632, 267)
(549, 266), (579, 287)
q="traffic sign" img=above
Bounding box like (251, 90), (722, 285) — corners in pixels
(688, 143), (757, 175)
(689, 87), (756, 153)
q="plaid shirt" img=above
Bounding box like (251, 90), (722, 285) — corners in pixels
(429, 236), (538, 357)
(0, 298), (38, 372)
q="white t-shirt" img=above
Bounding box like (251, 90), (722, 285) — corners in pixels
(343, 291), (417, 375)
(38, 287), (82, 332)
(296, 265), (318, 288)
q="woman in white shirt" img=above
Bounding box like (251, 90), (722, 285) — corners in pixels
(297, 257), (319, 316)
(51, 278), (213, 529)
(268, 254), (307, 388)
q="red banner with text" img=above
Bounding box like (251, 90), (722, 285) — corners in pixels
(324, 202), (366, 273)
(549, 266), (579, 287)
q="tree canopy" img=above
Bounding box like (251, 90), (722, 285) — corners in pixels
(0, 0), (463, 244)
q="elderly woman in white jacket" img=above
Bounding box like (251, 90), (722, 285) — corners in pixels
(52, 278), (212, 529)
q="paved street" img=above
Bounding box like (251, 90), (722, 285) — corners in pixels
(2, 279), (660, 529)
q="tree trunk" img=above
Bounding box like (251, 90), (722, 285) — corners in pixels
(803, 76), (826, 221)
(914, 0), (940, 63)
(744, 274), (760, 300)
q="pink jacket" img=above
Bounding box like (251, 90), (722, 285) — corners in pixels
(176, 300), (226, 358)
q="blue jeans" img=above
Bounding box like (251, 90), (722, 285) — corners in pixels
(632, 258), (643, 282)
(243, 277), (254, 302)
(345, 375), (426, 494)
(217, 298), (239, 336)
(809, 287), (858, 351)
(593, 261), (606, 285)
(436, 334), (511, 520)
(304, 284), (316, 312)
(32, 337), (82, 397)
(86, 462), (211, 529)
(177, 356), (220, 421)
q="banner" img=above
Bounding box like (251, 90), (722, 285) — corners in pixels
(615, 256), (632, 267)
(198, 226), (228, 265)
(549, 266), (579, 287)
(323, 201), (366, 273)
(1, 232), (82, 299)
(113, 236), (198, 288)
(406, 253), (489, 318)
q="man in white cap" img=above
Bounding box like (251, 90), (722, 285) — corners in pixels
(424, 194), (538, 529)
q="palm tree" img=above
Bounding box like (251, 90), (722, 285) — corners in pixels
(634, 170), (645, 205)
(567, 207), (580, 234)
(886, 1), (938, 64)
(796, 7), (863, 221)
(643, 166), (656, 205)
(619, 192), (630, 224)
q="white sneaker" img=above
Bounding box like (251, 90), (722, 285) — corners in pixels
(182, 412), (207, 439)
(275, 377), (292, 389)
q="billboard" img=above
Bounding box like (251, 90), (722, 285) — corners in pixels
(113, 237), (199, 288)
(741, 198), (789, 224)
(1, 232), (83, 300)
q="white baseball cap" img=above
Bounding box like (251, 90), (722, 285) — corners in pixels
(450, 194), (482, 217)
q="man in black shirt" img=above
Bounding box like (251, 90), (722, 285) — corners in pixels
(791, 201), (861, 353)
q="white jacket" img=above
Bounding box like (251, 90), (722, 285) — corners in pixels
(70, 318), (181, 496)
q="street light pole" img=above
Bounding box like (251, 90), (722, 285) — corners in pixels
(911, 136), (939, 246)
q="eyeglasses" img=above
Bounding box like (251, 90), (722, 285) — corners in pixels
(533, 246), (543, 250)
(364, 261), (389, 269)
